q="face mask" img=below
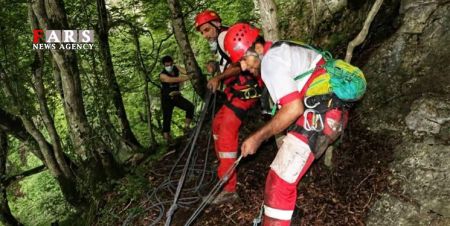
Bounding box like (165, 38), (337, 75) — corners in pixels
(165, 66), (173, 72)
(209, 40), (218, 52)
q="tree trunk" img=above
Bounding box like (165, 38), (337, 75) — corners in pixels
(1, 63), (86, 208)
(0, 108), (44, 161)
(0, 131), (23, 226)
(166, 0), (206, 98)
(258, 0), (279, 41)
(143, 82), (157, 146)
(4, 165), (46, 187)
(130, 27), (157, 146)
(29, 7), (72, 179)
(30, 0), (121, 179)
(96, 0), (142, 151)
(83, 49), (129, 152)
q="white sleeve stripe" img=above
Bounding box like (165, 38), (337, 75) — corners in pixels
(264, 205), (294, 220)
(218, 152), (237, 159)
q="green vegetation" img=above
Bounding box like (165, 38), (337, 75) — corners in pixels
(0, 0), (257, 225)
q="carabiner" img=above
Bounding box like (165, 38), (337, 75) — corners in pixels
(314, 113), (324, 131)
(303, 109), (316, 131)
(303, 109), (324, 132)
(304, 96), (320, 109)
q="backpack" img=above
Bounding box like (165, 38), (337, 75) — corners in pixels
(291, 42), (367, 101)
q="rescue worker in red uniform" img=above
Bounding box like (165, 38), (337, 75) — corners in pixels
(224, 23), (350, 225)
(195, 11), (263, 204)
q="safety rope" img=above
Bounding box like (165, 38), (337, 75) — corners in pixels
(252, 202), (264, 226)
(184, 155), (243, 226)
(164, 91), (213, 226)
(121, 90), (217, 226)
(195, 92), (217, 191)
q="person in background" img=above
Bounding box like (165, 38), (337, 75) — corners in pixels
(159, 55), (194, 143)
(253, 36), (274, 116)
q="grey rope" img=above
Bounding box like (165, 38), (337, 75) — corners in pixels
(184, 155), (243, 226)
(164, 91), (213, 226)
(253, 202), (264, 226)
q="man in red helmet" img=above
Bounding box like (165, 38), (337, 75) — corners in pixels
(224, 23), (350, 225)
(194, 11), (263, 204)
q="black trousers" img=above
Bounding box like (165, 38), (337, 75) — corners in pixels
(161, 94), (194, 133)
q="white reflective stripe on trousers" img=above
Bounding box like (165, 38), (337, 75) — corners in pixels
(218, 152), (237, 159)
(264, 205), (293, 221)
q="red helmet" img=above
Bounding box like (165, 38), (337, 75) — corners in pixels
(224, 23), (260, 63)
(194, 10), (221, 30)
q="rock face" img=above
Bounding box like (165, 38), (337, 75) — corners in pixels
(277, 0), (449, 224)
(367, 139), (450, 225)
(279, 0), (449, 224)
(359, 0), (450, 225)
(405, 98), (450, 135)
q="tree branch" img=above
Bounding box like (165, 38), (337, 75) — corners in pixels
(4, 165), (46, 186)
(345, 0), (384, 63)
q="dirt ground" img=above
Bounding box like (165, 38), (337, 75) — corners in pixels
(105, 108), (397, 226)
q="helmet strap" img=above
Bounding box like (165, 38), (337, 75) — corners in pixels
(244, 49), (259, 58)
(208, 21), (221, 33)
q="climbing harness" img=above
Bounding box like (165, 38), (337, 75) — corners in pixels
(287, 94), (350, 160)
(226, 71), (262, 101)
(223, 72), (262, 121)
(229, 83), (262, 100)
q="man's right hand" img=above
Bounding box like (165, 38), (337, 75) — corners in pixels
(207, 64), (240, 92)
(241, 134), (263, 157)
(207, 76), (221, 92)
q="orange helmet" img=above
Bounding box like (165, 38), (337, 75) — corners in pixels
(194, 10), (221, 30)
(224, 23), (260, 63)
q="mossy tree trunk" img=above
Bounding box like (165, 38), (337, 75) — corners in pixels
(0, 131), (23, 226)
(167, 0), (206, 98)
(96, 0), (142, 151)
(30, 0), (122, 180)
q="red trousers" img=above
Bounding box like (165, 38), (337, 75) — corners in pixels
(263, 108), (348, 226)
(212, 98), (257, 192)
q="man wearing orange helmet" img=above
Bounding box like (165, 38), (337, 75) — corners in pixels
(194, 11), (263, 204)
(194, 9), (230, 76)
(224, 23), (350, 225)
